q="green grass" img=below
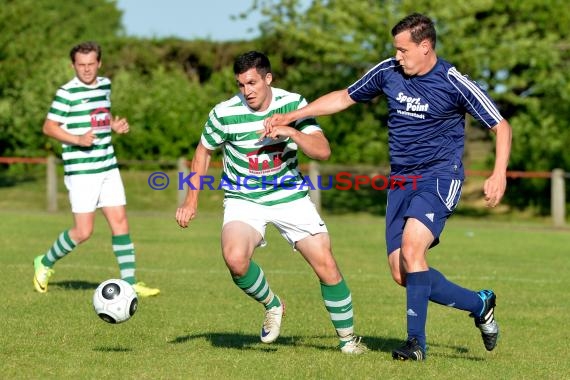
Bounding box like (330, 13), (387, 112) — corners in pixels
(1, 169), (567, 378)
(1, 207), (569, 379)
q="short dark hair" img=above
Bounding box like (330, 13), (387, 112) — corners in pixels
(233, 51), (271, 77)
(69, 41), (102, 63)
(391, 13), (436, 49)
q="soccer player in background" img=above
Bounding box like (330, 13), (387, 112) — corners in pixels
(264, 13), (512, 360)
(176, 51), (367, 354)
(33, 41), (159, 297)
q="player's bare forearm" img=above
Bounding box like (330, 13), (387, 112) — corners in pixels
(306, 89), (356, 116)
(43, 119), (94, 146)
(491, 119), (512, 175)
(262, 125), (330, 160)
(484, 119), (512, 207)
(263, 89), (355, 130)
(290, 130), (331, 160)
(183, 144), (211, 208)
(176, 142), (212, 228)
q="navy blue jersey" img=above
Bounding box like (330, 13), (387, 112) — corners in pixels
(348, 57), (503, 179)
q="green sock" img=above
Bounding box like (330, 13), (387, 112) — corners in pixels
(42, 230), (76, 267)
(321, 278), (355, 345)
(233, 260), (280, 310)
(112, 234), (136, 285)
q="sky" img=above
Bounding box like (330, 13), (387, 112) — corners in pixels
(115, 0), (266, 41)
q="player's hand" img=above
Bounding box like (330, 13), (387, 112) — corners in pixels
(258, 125), (296, 141)
(77, 128), (96, 147)
(483, 172), (507, 207)
(261, 113), (292, 139)
(176, 205), (197, 228)
(264, 113), (291, 128)
(111, 116), (130, 134)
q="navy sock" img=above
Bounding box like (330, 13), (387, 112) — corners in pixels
(406, 270), (430, 351)
(428, 267), (482, 314)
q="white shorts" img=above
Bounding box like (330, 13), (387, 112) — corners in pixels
(64, 168), (126, 213)
(223, 195), (328, 248)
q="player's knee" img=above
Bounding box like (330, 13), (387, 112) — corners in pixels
(72, 228), (93, 244)
(319, 254), (338, 271)
(222, 252), (249, 277)
(400, 244), (425, 268)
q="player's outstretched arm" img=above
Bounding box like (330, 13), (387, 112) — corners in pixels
(484, 119), (512, 207)
(263, 89), (356, 135)
(176, 142), (213, 228)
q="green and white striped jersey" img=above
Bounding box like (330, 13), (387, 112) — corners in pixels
(201, 87), (321, 206)
(47, 76), (117, 176)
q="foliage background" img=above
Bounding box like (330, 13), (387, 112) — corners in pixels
(1, 0), (569, 214)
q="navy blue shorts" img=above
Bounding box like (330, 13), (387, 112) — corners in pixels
(385, 177), (462, 255)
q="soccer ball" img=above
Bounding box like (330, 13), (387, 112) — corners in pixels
(93, 279), (138, 324)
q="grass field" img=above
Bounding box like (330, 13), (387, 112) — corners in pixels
(1, 209), (569, 379)
(1, 169), (569, 379)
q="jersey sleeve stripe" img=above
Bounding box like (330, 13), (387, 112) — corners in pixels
(448, 68), (503, 126)
(451, 69), (501, 119)
(348, 58), (396, 97)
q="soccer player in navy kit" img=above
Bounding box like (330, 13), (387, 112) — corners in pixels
(263, 13), (512, 360)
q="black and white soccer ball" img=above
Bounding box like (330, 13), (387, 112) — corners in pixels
(93, 279), (138, 324)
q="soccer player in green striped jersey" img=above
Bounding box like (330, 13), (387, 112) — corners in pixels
(176, 51), (367, 354)
(33, 41), (159, 298)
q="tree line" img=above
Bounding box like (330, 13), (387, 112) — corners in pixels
(1, 0), (569, 214)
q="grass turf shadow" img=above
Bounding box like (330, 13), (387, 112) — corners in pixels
(169, 332), (488, 360)
(50, 280), (99, 290)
